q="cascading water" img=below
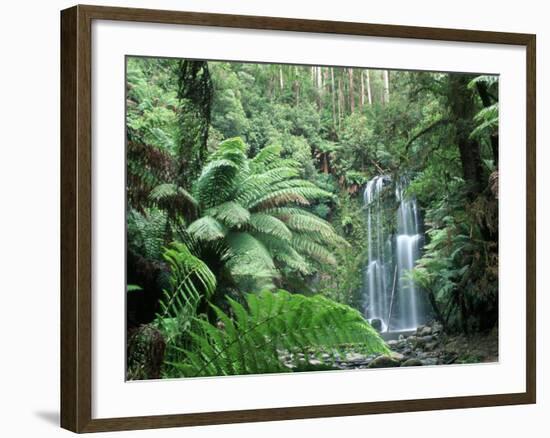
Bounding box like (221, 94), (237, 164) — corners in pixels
(363, 175), (429, 332)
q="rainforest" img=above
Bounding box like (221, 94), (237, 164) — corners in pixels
(126, 57), (499, 379)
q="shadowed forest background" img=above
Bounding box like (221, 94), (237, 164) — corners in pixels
(126, 57), (499, 379)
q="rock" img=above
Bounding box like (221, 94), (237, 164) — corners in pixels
(415, 325), (426, 335)
(410, 336), (425, 348)
(387, 339), (399, 348)
(419, 326), (433, 336)
(390, 351), (405, 361)
(442, 352), (458, 364)
(401, 358), (423, 367)
(370, 318), (383, 332)
(346, 352), (367, 363)
(398, 334), (405, 341)
(421, 335), (434, 343)
(368, 355), (401, 368)
(444, 340), (460, 353)
(420, 358), (439, 366)
(424, 341), (438, 351)
(308, 359), (323, 366)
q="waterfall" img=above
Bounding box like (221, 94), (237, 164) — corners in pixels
(363, 175), (429, 332)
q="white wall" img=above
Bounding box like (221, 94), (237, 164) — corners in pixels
(0, 0), (545, 436)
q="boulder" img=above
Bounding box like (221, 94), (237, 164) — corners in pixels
(370, 318), (383, 332)
(401, 358), (423, 367)
(419, 326), (433, 336)
(410, 336), (425, 348)
(368, 355), (401, 368)
(346, 352), (367, 362)
(390, 351), (406, 362)
(424, 341), (438, 351)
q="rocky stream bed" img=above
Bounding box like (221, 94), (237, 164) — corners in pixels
(282, 321), (499, 371)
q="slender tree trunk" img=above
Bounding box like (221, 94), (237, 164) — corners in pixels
(366, 69), (373, 105)
(279, 66), (284, 91)
(382, 70), (390, 104)
(322, 153), (329, 174)
(360, 70), (366, 107)
(330, 67), (337, 129)
(348, 68), (355, 113)
(337, 76), (344, 129)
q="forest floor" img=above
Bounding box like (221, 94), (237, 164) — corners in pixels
(297, 322), (499, 371)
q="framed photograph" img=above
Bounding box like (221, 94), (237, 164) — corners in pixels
(60, 4), (536, 433)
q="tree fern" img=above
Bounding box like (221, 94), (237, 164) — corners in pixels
(148, 137), (347, 298)
(166, 290), (389, 377)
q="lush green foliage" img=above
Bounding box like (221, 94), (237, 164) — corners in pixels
(165, 290), (389, 377)
(149, 137), (347, 308)
(126, 57), (500, 379)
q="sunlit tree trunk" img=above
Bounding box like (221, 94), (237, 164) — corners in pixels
(366, 69), (373, 105)
(279, 66), (284, 91)
(348, 68), (355, 113)
(337, 75), (344, 128)
(360, 70), (365, 107)
(383, 70), (390, 104)
(330, 67), (337, 129)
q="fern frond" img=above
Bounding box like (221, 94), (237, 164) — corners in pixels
(291, 235), (337, 265)
(149, 183), (198, 218)
(158, 242), (216, 319)
(169, 290), (389, 377)
(248, 213), (292, 241)
(187, 217), (227, 241)
(253, 233), (311, 274)
(206, 201), (251, 228)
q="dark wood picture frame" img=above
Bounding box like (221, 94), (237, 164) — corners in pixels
(61, 4), (536, 433)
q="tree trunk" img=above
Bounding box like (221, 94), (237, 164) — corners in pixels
(360, 70), (366, 107)
(337, 76), (344, 128)
(448, 75), (483, 195)
(330, 67), (337, 129)
(348, 68), (355, 113)
(382, 70), (390, 104)
(176, 60), (213, 188)
(279, 66), (284, 91)
(475, 82), (499, 167)
(366, 69), (373, 105)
